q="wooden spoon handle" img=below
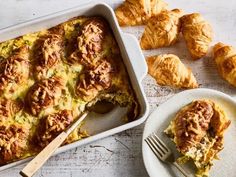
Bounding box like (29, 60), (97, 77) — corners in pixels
(20, 112), (88, 177)
(20, 131), (68, 177)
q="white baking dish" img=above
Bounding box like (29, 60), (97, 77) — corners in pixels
(0, 2), (149, 171)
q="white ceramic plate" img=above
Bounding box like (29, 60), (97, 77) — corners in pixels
(142, 88), (236, 177)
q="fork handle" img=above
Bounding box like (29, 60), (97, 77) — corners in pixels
(173, 161), (190, 177)
(20, 132), (68, 177)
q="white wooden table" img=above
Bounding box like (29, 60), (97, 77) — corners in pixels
(0, 0), (236, 177)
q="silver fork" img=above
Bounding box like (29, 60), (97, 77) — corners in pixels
(145, 132), (190, 177)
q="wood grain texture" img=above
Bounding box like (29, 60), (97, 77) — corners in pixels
(0, 0), (236, 177)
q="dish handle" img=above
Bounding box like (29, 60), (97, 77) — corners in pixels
(122, 33), (147, 81)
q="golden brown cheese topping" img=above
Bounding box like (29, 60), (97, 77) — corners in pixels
(36, 110), (73, 148)
(76, 59), (113, 102)
(174, 100), (214, 153)
(27, 76), (65, 116)
(34, 34), (64, 80)
(0, 99), (23, 121)
(0, 124), (29, 165)
(69, 17), (107, 68)
(0, 46), (29, 95)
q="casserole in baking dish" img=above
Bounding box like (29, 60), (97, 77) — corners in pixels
(0, 3), (149, 169)
(0, 16), (138, 164)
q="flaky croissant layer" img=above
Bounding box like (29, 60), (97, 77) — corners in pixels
(213, 42), (236, 87)
(181, 13), (213, 59)
(115, 0), (168, 26)
(140, 9), (183, 49)
(146, 54), (198, 88)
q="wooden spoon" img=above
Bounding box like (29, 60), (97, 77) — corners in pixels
(20, 101), (115, 177)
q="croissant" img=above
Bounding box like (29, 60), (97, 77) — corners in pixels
(150, 0), (168, 16)
(27, 76), (65, 116)
(34, 33), (63, 80)
(146, 54), (198, 88)
(0, 46), (29, 95)
(140, 9), (183, 50)
(181, 13), (213, 59)
(213, 42), (236, 87)
(115, 0), (168, 26)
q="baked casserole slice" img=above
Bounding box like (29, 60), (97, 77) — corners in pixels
(164, 99), (230, 177)
(0, 16), (139, 165)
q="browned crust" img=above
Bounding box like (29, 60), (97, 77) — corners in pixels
(0, 46), (29, 94)
(0, 124), (29, 165)
(0, 99), (23, 121)
(68, 17), (108, 68)
(36, 110), (74, 148)
(33, 33), (64, 80)
(27, 76), (65, 116)
(76, 59), (114, 102)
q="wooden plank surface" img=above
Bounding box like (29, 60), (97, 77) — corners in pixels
(0, 0), (236, 176)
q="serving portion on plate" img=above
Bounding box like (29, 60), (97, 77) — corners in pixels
(0, 15), (139, 166)
(142, 89), (235, 177)
(165, 99), (230, 176)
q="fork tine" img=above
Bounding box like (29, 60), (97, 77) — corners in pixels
(152, 133), (169, 152)
(149, 135), (167, 154)
(146, 133), (190, 177)
(148, 136), (166, 157)
(145, 138), (163, 158)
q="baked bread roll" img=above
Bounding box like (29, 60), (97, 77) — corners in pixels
(0, 46), (29, 95)
(27, 76), (65, 116)
(146, 54), (198, 88)
(34, 33), (64, 80)
(0, 124), (29, 165)
(36, 110), (74, 148)
(115, 0), (168, 26)
(140, 9), (183, 49)
(76, 60), (113, 102)
(181, 13), (213, 59)
(69, 17), (107, 68)
(213, 42), (236, 87)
